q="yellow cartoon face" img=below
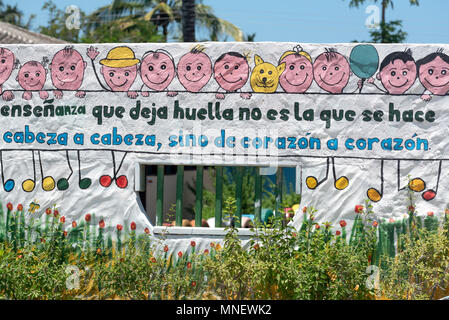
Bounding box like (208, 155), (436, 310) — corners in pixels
(250, 55), (285, 93)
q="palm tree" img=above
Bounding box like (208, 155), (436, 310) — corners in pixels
(348, 0), (419, 43)
(0, 0), (34, 28)
(86, 0), (243, 42)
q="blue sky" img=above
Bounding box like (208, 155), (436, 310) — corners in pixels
(4, 0), (449, 43)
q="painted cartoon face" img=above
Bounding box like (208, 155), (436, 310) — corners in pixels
(17, 62), (46, 90)
(279, 54), (313, 93)
(250, 55), (285, 93)
(378, 59), (417, 95)
(101, 65), (138, 92)
(50, 48), (86, 90)
(418, 56), (449, 96)
(140, 51), (176, 91)
(313, 52), (351, 94)
(213, 52), (250, 92)
(0, 48), (15, 85)
(177, 51), (212, 92)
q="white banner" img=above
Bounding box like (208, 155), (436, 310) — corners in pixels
(0, 42), (448, 230)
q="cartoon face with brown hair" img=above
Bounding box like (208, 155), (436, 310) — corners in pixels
(17, 60), (49, 100)
(313, 49), (351, 94)
(140, 50), (176, 91)
(50, 46), (87, 98)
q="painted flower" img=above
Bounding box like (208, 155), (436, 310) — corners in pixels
(117, 224), (123, 231)
(144, 227), (150, 234)
(445, 209), (449, 215)
(336, 230), (341, 236)
(163, 245), (169, 252)
(45, 208), (51, 215)
(389, 218), (395, 223)
(85, 213), (91, 222)
(204, 249), (209, 255)
(63, 231), (68, 237)
(187, 262), (192, 269)
(40, 238), (45, 243)
(427, 211), (434, 217)
(130, 221), (136, 230)
(6, 203), (13, 211)
(178, 251), (183, 258)
(355, 205), (364, 214)
(210, 242), (215, 248)
(96, 248), (101, 255)
(408, 206), (415, 213)
(17, 204), (23, 211)
(372, 221), (379, 227)
(191, 281), (196, 287)
(72, 221), (77, 228)
(253, 243), (260, 250)
(190, 240), (196, 247)
(53, 209), (59, 217)
(60, 216), (65, 223)
(99, 219), (105, 229)
(302, 206), (307, 213)
(151, 257), (157, 263)
(339, 220), (347, 228)
(315, 224), (320, 230)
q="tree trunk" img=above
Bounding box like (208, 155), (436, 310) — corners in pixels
(381, 0), (387, 43)
(182, 0), (195, 42)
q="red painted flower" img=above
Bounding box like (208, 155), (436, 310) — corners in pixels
(130, 221), (136, 231)
(18, 254), (23, 259)
(389, 218), (395, 223)
(190, 241), (196, 247)
(45, 208), (51, 215)
(117, 224), (123, 231)
(253, 243), (260, 250)
(60, 216), (65, 224)
(210, 242), (215, 248)
(336, 230), (341, 236)
(63, 231), (68, 237)
(177, 251), (183, 258)
(72, 221), (77, 228)
(6, 202), (13, 211)
(40, 238), (46, 243)
(191, 281), (196, 287)
(315, 224), (320, 230)
(53, 209), (59, 217)
(17, 204), (23, 211)
(372, 221), (379, 227)
(99, 219), (105, 229)
(163, 245), (169, 252)
(339, 220), (347, 228)
(144, 227), (150, 234)
(85, 214), (91, 222)
(302, 206), (307, 213)
(408, 206), (415, 213)
(151, 257), (157, 263)
(187, 262), (192, 269)
(427, 211), (434, 217)
(204, 249), (209, 255)
(355, 205), (364, 214)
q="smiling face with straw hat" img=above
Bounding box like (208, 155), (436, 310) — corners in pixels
(99, 46), (140, 92)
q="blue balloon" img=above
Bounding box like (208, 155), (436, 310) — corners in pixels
(350, 44), (379, 79)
